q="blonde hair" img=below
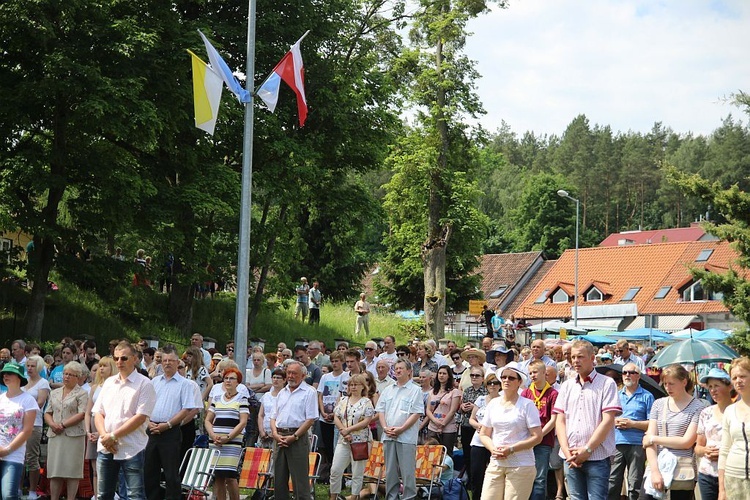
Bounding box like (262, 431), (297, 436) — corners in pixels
(730, 357), (750, 376)
(95, 356), (117, 386)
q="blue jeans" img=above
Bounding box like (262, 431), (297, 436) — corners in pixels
(97, 450), (146, 500)
(564, 458), (611, 500)
(698, 472), (719, 500)
(0, 461), (24, 500)
(531, 445), (552, 500)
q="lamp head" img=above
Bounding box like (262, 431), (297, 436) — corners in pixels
(557, 189), (569, 197)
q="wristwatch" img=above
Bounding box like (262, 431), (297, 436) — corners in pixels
(585, 446), (593, 454)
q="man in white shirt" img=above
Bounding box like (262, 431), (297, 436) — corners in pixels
(376, 359), (424, 500)
(613, 340), (645, 372)
(93, 341), (156, 500)
(270, 361), (319, 500)
(144, 346), (201, 500)
(363, 341), (379, 376)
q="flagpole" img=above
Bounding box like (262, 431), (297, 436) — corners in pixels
(233, 0), (258, 375)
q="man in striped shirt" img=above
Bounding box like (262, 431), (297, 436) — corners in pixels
(554, 340), (622, 500)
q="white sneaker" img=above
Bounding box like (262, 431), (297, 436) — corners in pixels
(28, 493), (38, 500)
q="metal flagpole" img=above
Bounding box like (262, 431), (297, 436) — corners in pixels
(233, 0), (258, 376)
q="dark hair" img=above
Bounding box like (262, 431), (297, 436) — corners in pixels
(271, 368), (286, 379)
(432, 365), (455, 394)
(449, 348), (462, 359)
(143, 347), (155, 357)
(396, 345), (411, 356)
(345, 348), (361, 361)
(293, 345), (308, 354)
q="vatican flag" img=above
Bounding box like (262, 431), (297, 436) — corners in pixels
(188, 50), (223, 135)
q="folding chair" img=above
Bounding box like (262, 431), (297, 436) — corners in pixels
(238, 447), (273, 496)
(414, 444), (446, 500)
(180, 447), (220, 499)
(345, 441), (385, 500)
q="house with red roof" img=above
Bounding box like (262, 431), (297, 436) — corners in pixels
(599, 222), (717, 247)
(511, 240), (744, 333)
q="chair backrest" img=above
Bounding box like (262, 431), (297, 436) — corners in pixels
(181, 447), (221, 492)
(309, 433), (318, 451)
(415, 444), (446, 483)
(363, 441), (385, 480)
(238, 447), (273, 490)
(288, 452), (321, 492)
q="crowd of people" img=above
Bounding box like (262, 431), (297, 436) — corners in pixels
(1, 333), (750, 500)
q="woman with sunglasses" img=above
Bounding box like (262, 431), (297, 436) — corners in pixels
(426, 365), (462, 457)
(458, 348), (487, 390)
(478, 362), (542, 500)
(458, 366), (487, 484)
(450, 349), (467, 385)
(205, 368), (249, 500)
(468, 371), (501, 500)
(718, 357), (750, 499)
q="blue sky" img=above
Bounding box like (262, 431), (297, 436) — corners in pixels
(464, 0), (750, 137)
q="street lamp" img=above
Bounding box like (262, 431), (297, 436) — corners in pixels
(557, 189), (579, 327)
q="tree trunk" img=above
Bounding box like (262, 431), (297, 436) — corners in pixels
(25, 237), (56, 340)
(168, 274), (194, 335)
(248, 203), (288, 335)
(423, 225), (450, 339)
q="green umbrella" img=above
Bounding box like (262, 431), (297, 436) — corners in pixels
(647, 339), (739, 369)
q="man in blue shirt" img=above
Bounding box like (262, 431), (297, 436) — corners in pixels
(491, 311), (505, 338)
(607, 362), (654, 500)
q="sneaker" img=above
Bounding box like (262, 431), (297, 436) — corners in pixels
(28, 493), (38, 500)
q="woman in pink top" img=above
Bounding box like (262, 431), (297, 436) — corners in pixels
(426, 365), (462, 457)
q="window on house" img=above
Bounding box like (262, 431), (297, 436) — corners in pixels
(489, 286), (508, 299)
(552, 288), (570, 304)
(621, 287), (641, 301)
(682, 281), (704, 302)
(654, 286), (671, 299)
(696, 249), (714, 262)
(534, 290), (550, 304)
(585, 288), (603, 302)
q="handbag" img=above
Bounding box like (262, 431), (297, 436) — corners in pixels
(660, 400), (696, 491)
(344, 398), (369, 461)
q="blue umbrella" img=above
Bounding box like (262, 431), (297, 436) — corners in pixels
(690, 328), (729, 341)
(578, 334), (616, 346)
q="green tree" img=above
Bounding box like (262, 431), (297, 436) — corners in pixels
(381, 0), (505, 338)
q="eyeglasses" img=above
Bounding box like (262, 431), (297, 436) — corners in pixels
(470, 374), (482, 378)
(452, 356), (461, 361)
(486, 380), (501, 386)
(113, 356), (130, 362)
(622, 370), (640, 376)
(223, 377), (238, 381)
(227, 348), (234, 352)
(272, 375), (285, 380)
(500, 375), (519, 381)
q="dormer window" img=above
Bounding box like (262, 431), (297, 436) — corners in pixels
(696, 249), (714, 262)
(552, 288), (570, 304)
(682, 281), (704, 301)
(585, 288), (603, 302)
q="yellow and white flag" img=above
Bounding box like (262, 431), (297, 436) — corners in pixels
(188, 50), (223, 135)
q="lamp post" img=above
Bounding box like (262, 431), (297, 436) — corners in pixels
(557, 189), (579, 327)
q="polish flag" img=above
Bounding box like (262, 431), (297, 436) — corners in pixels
(257, 36), (308, 127)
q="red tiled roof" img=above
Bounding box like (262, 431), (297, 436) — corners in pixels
(479, 252), (544, 310)
(599, 227), (707, 247)
(512, 241), (740, 320)
(503, 260), (556, 316)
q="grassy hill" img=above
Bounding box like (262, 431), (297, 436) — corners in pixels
(1, 274), (457, 352)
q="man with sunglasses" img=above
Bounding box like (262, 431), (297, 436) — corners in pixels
(613, 340), (645, 372)
(607, 362), (653, 500)
(93, 341), (156, 500)
(363, 341), (379, 376)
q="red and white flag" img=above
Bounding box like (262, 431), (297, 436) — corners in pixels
(257, 34), (308, 127)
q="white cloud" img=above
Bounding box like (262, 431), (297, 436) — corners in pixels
(465, 0), (750, 136)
